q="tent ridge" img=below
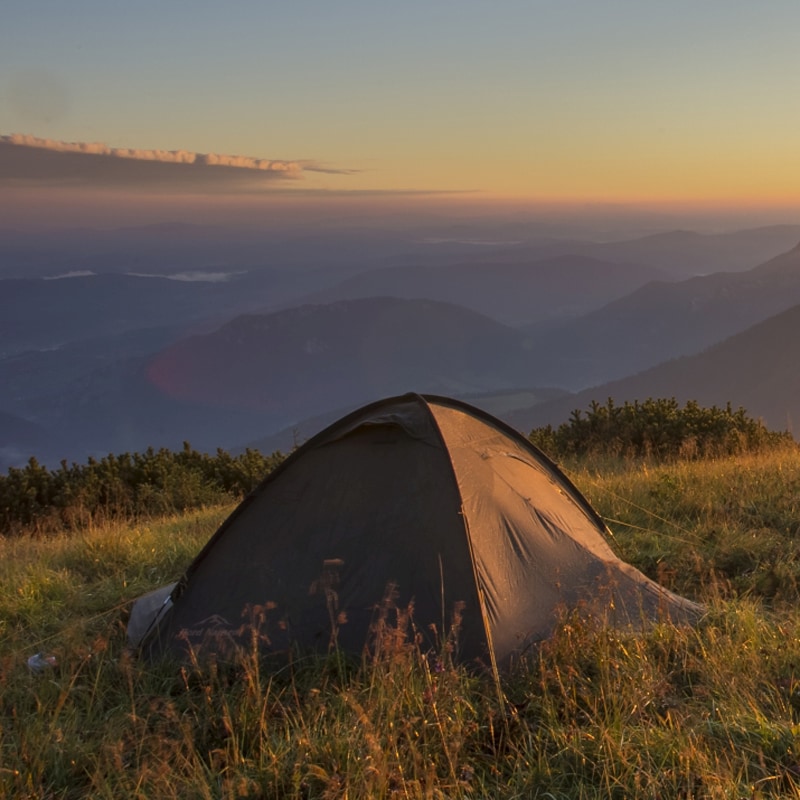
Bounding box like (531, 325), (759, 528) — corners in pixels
(412, 394), (497, 669)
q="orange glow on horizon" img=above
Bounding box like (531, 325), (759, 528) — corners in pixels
(2, 182), (798, 232)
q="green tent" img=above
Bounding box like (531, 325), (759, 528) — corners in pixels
(132, 393), (700, 667)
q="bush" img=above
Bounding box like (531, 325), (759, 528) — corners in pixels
(0, 443), (286, 534)
(529, 397), (793, 461)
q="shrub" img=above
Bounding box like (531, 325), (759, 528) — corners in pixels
(530, 397), (793, 461)
(0, 443), (286, 534)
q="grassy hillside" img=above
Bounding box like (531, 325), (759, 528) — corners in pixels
(4, 448), (800, 798)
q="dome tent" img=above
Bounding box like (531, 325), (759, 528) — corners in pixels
(132, 393), (701, 667)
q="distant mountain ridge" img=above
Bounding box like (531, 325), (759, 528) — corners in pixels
(0, 268), (335, 357)
(508, 300), (800, 436)
(571, 225), (800, 278)
(1, 296), (548, 468)
(4, 221), (797, 279)
(4, 223), (800, 470)
(522, 240), (800, 389)
(146, 296), (537, 416)
(291, 255), (666, 326)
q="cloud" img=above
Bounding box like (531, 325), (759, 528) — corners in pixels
(298, 161), (361, 176)
(0, 133), (351, 191)
(2, 133), (300, 172)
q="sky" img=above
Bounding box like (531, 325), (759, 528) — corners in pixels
(2, 0), (800, 228)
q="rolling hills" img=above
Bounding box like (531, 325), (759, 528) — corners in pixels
(145, 297), (539, 415)
(3, 225), (800, 470)
(292, 255), (665, 326)
(522, 241), (800, 389)
(508, 301), (800, 436)
(4, 297), (550, 467)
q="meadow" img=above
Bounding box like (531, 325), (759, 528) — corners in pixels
(4, 442), (800, 798)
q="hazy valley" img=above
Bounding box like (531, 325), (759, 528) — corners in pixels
(2, 219), (800, 470)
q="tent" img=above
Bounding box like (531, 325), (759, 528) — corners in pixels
(132, 393), (701, 667)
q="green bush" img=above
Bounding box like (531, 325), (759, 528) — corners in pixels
(530, 397), (793, 461)
(0, 443), (286, 534)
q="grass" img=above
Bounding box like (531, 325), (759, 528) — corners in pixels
(4, 450), (800, 797)
(568, 447), (800, 601)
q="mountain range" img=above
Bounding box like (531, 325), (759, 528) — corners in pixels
(4, 221), (799, 280)
(520, 241), (800, 388)
(290, 253), (673, 326)
(506, 300), (800, 437)
(2, 222), (800, 470)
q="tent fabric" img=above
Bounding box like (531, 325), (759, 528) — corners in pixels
(134, 393), (701, 666)
(127, 582), (176, 649)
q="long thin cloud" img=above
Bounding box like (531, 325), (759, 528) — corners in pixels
(0, 133), (355, 190)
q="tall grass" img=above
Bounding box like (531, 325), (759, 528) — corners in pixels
(4, 451), (800, 798)
(569, 446), (800, 602)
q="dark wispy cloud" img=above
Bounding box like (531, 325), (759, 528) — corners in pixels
(0, 134), (354, 190)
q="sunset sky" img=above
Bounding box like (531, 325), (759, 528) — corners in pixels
(2, 0), (800, 227)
